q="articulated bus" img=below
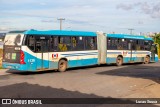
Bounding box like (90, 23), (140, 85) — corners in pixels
(2, 30), (158, 72)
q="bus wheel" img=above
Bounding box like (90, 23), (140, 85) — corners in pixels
(116, 56), (123, 66)
(58, 60), (67, 72)
(144, 56), (150, 64)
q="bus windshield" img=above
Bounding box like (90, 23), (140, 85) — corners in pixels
(4, 33), (24, 46)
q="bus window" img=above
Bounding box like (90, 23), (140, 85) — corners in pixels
(58, 37), (68, 51)
(28, 36), (35, 52)
(122, 39), (128, 50)
(128, 42), (131, 50)
(117, 39), (123, 50)
(109, 38), (117, 50)
(139, 40), (144, 50)
(64, 37), (71, 51)
(144, 40), (149, 50)
(130, 39), (136, 50)
(136, 40), (140, 50)
(35, 40), (41, 52)
(107, 38), (111, 50)
(75, 36), (85, 51)
(72, 37), (77, 49)
(85, 37), (96, 50)
(50, 36), (58, 52)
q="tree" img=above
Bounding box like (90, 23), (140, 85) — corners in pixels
(153, 33), (160, 44)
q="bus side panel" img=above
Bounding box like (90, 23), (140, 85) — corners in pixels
(106, 51), (121, 64)
(63, 51), (98, 68)
(49, 61), (58, 69)
(49, 53), (58, 69)
(67, 58), (98, 68)
(22, 46), (37, 71)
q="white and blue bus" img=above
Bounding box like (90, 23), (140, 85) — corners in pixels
(2, 30), (158, 72)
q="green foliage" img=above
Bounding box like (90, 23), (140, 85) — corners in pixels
(154, 33), (160, 44)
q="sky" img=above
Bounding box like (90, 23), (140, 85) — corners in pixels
(0, 0), (160, 34)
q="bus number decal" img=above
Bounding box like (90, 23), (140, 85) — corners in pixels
(28, 59), (35, 63)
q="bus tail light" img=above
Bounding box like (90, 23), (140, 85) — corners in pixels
(20, 50), (26, 64)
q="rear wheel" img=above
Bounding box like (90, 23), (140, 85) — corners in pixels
(144, 56), (150, 64)
(116, 56), (123, 66)
(58, 60), (67, 72)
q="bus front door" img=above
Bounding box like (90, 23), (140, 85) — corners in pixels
(36, 37), (49, 70)
(151, 45), (156, 62)
(128, 42), (135, 62)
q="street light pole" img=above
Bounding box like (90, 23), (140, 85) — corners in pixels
(57, 18), (65, 30)
(128, 28), (134, 35)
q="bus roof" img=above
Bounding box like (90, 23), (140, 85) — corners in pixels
(107, 34), (153, 41)
(24, 30), (97, 37)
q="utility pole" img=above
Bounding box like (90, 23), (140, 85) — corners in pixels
(128, 28), (134, 35)
(57, 18), (65, 30)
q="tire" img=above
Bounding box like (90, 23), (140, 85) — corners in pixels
(144, 56), (150, 64)
(58, 60), (67, 72)
(116, 56), (123, 66)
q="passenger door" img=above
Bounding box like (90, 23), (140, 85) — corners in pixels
(36, 36), (49, 70)
(128, 41), (135, 62)
(151, 45), (156, 61)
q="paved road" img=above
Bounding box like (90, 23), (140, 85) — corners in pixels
(0, 62), (160, 107)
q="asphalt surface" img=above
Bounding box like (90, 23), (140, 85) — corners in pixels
(0, 62), (160, 107)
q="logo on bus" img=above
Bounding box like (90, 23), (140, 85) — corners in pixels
(123, 51), (128, 56)
(52, 54), (58, 59)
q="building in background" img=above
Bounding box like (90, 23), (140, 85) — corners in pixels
(0, 33), (6, 49)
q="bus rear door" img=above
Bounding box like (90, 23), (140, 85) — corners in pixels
(36, 36), (49, 70)
(151, 44), (157, 62)
(128, 40), (135, 62)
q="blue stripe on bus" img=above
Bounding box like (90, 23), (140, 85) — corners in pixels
(62, 52), (98, 57)
(127, 52), (150, 54)
(107, 52), (121, 54)
(24, 30), (97, 37)
(107, 34), (153, 41)
(61, 51), (151, 57)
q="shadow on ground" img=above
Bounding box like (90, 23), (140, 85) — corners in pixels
(5, 63), (143, 75)
(96, 64), (160, 84)
(0, 83), (159, 107)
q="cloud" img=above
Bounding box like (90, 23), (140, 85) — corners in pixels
(41, 20), (55, 23)
(117, 2), (160, 19)
(0, 27), (8, 31)
(0, 21), (11, 25)
(40, 2), (47, 6)
(116, 3), (133, 10)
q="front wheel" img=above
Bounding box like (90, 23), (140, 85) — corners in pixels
(58, 60), (67, 72)
(116, 56), (123, 66)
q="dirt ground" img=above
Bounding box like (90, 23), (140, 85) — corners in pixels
(0, 49), (3, 67)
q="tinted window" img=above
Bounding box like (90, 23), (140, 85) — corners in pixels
(50, 36), (58, 52)
(58, 36), (71, 51)
(85, 37), (97, 50)
(28, 35), (35, 52)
